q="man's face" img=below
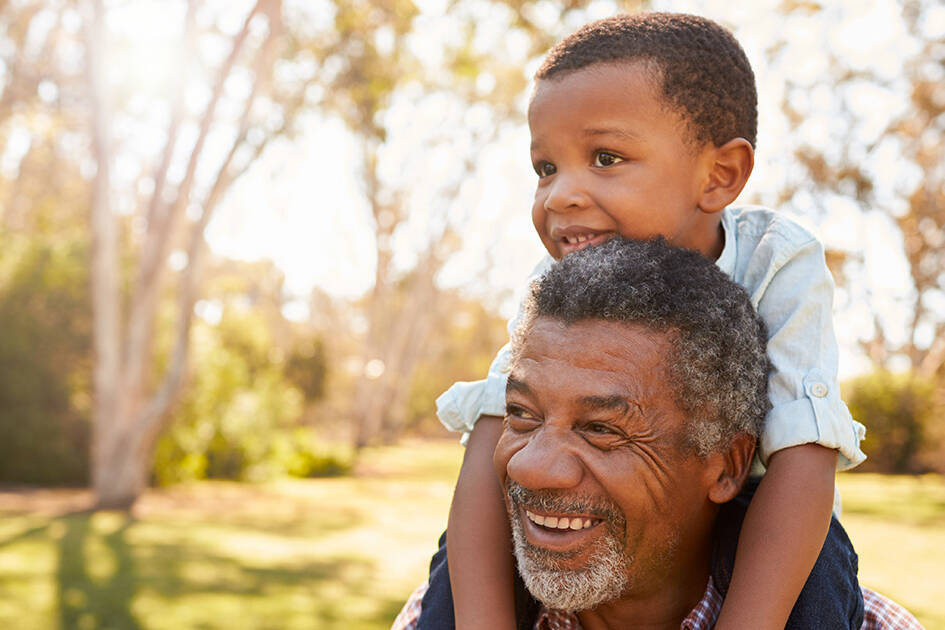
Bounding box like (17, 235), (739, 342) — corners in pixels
(527, 61), (720, 261)
(494, 317), (717, 611)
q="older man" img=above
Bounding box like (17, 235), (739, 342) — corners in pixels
(394, 238), (919, 630)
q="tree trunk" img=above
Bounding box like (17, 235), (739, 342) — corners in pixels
(92, 416), (152, 510)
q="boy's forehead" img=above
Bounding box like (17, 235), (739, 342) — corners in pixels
(527, 59), (708, 154)
(529, 59), (663, 105)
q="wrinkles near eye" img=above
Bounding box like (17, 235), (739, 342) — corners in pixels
(580, 422), (629, 449)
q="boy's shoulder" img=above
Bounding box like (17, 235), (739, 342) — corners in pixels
(719, 206), (829, 286)
(722, 205), (823, 254)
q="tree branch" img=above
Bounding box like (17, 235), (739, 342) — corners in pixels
(121, 0), (266, 401)
(133, 1), (289, 438)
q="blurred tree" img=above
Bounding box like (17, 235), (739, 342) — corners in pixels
(845, 370), (936, 473)
(770, 0), (945, 379)
(401, 289), (509, 439)
(82, 0), (297, 508)
(0, 0), (652, 500)
(341, 0), (646, 448)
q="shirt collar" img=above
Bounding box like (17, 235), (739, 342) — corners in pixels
(714, 208), (737, 277)
(535, 578), (723, 630)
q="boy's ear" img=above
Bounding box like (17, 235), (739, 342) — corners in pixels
(705, 431), (756, 505)
(698, 138), (754, 214)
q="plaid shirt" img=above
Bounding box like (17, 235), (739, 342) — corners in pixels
(391, 579), (923, 630)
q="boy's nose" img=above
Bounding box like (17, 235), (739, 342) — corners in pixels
(506, 427), (584, 491)
(543, 173), (590, 213)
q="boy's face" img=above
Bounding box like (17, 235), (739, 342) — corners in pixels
(528, 61), (722, 260)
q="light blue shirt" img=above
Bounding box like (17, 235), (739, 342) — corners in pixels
(436, 206), (867, 472)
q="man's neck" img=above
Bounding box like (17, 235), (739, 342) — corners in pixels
(574, 557), (712, 630)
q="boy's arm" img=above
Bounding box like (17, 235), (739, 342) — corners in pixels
(714, 219), (863, 628)
(447, 415), (517, 630)
(713, 443), (837, 630)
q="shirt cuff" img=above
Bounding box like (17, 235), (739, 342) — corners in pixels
(435, 373), (509, 435)
(759, 370), (867, 471)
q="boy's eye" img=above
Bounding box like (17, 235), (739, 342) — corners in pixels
(594, 152), (623, 167)
(534, 161), (557, 177)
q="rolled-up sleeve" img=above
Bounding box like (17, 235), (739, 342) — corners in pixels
(435, 343), (512, 434)
(753, 232), (866, 470)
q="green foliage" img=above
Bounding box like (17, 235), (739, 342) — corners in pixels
(279, 430), (353, 478)
(0, 237), (91, 484)
(153, 312), (305, 485)
(845, 370), (937, 474)
(284, 338), (328, 402)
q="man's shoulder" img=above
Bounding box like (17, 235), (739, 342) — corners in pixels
(861, 587), (924, 630)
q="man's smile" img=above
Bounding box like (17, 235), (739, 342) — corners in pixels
(525, 509), (601, 530)
(506, 482), (623, 558)
(518, 505), (606, 556)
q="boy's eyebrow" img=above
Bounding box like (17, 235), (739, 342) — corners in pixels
(583, 127), (643, 142)
(529, 127), (642, 151)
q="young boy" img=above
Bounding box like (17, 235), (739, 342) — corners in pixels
(418, 12), (867, 630)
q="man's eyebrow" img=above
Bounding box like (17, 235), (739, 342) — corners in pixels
(579, 394), (642, 415)
(506, 375), (531, 396)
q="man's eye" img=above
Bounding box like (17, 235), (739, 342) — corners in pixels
(586, 422), (616, 435)
(593, 152), (623, 167)
(506, 405), (540, 431)
(534, 161), (557, 177)
(580, 422), (628, 450)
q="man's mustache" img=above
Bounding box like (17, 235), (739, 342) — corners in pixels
(505, 480), (626, 533)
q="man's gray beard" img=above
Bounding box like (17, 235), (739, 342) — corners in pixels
(506, 481), (632, 613)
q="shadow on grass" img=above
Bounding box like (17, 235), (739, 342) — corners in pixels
(43, 508), (402, 630)
(57, 512), (141, 630)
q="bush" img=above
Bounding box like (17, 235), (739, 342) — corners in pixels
(844, 370), (937, 474)
(0, 240), (91, 485)
(153, 313), (305, 485)
(279, 430), (353, 478)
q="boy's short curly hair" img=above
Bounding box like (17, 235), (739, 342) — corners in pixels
(535, 12), (758, 148)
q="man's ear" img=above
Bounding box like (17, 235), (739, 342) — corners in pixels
(698, 138), (754, 214)
(705, 432), (755, 505)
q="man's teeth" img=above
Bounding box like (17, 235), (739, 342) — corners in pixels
(525, 510), (597, 530)
(564, 234), (593, 245)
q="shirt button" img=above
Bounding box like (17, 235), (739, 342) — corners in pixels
(810, 383), (829, 398)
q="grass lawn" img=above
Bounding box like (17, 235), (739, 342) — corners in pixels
(0, 440), (941, 629)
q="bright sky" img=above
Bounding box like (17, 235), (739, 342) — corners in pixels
(99, 0), (939, 378)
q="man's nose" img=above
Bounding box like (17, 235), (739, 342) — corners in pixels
(506, 427), (584, 491)
(543, 172), (590, 214)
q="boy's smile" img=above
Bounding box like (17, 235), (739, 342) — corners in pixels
(528, 61), (726, 260)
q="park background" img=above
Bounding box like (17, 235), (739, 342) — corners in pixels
(0, 0), (943, 628)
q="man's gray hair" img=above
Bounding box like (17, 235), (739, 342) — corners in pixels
(512, 237), (770, 455)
